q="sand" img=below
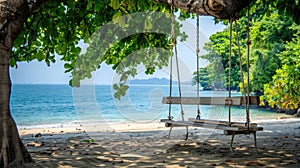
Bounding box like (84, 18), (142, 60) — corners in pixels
(20, 118), (300, 168)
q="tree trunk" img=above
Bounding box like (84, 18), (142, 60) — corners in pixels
(0, 30), (33, 168)
(0, 1), (48, 167)
(0, 10), (34, 166)
(156, 0), (254, 19)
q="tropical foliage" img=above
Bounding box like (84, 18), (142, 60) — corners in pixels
(11, 0), (190, 99)
(200, 16), (249, 91)
(1, 0), (300, 166)
(192, 67), (211, 89)
(195, 7), (299, 110)
(262, 25), (300, 110)
(251, 12), (294, 93)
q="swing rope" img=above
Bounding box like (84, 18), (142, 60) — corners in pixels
(168, 2), (188, 139)
(235, 19), (248, 124)
(246, 6), (251, 129)
(168, 46), (173, 120)
(175, 40), (185, 123)
(169, 1), (185, 121)
(196, 14), (201, 120)
(228, 18), (233, 124)
(168, 8), (174, 120)
(231, 6), (251, 129)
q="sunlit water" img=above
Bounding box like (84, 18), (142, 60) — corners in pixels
(10, 84), (290, 128)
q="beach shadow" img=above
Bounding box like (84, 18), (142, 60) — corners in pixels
(22, 126), (300, 168)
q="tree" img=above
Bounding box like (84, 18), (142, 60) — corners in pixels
(262, 25), (300, 110)
(253, 0), (300, 23)
(201, 20), (247, 91)
(0, 1), (47, 166)
(250, 11), (294, 93)
(0, 0), (253, 167)
(201, 7), (297, 93)
(192, 67), (211, 89)
(157, 0), (300, 23)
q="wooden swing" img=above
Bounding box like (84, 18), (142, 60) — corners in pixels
(160, 5), (263, 152)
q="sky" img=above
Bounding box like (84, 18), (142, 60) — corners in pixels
(10, 16), (225, 85)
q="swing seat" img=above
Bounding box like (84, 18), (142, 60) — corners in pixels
(188, 118), (258, 127)
(162, 96), (260, 106)
(159, 10), (262, 151)
(188, 118), (263, 132)
(161, 119), (241, 131)
(161, 118), (263, 132)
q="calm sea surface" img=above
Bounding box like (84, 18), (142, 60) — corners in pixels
(10, 84), (289, 128)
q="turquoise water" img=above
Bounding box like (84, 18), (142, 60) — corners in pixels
(10, 84), (288, 127)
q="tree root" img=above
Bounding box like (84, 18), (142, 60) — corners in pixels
(0, 118), (33, 168)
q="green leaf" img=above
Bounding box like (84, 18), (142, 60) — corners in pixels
(64, 63), (73, 69)
(36, 51), (45, 61)
(87, 1), (93, 10)
(113, 83), (119, 90)
(114, 92), (121, 100)
(120, 74), (127, 82)
(110, 0), (120, 10)
(223, 20), (229, 25)
(9, 57), (16, 67)
(82, 139), (94, 143)
(145, 18), (153, 30)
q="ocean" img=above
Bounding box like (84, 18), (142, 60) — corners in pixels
(10, 84), (289, 128)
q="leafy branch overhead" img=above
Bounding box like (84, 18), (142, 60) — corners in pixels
(1, 0), (300, 167)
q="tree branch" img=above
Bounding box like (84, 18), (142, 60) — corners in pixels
(155, 0), (254, 19)
(0, 0), (49, 43)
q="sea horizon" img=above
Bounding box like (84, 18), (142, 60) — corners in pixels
(10, 84), (291, 129)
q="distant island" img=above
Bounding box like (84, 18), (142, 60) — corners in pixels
(129, 78), (192, 85)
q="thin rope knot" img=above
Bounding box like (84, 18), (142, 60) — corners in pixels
(230, 14), (239, 21)
(246, 26), (250, 32)
(225, 98), (233, 105)
(167, 0), (173, 5)
(169, 42), (175, 47)
(246, 40), (251, 45)
(172, 38), (177, 45)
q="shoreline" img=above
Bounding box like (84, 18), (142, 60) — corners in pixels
(21, 117), (300, 167)
(17, 110), (294, 132)
(19, 117), (299, 135)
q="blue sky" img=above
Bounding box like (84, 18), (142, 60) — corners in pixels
(10, 16), (225, 85)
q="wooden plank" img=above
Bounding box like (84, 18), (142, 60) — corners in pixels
(162, 96), (260, 106)
(188, 118), (258, 127)
(223, 127), (263, 135)
(161, 119), (263, 132)
(162, 97), (242, 106)
(160, 120), (241, 131)
(241, 96), (260, 106)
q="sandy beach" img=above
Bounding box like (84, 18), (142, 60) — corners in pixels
(20, 118), (300, 168)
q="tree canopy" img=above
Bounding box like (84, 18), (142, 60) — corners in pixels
(8, 0), (300, 95)
(1, 0), (300, 167)
(196, 4), (299, 110)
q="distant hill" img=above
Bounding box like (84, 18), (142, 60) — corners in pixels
(129, 78), (192, 85)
